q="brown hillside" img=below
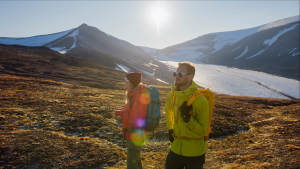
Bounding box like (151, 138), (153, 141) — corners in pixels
(0, 45), (299, 169)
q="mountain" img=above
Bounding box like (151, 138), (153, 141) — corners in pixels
(0, 44), (127, 89)
(204, 21), (300, 80)
(138, 46), (159, 56)
(156, 25), (261, 62)
(1, 16), (298, 82)
(0, 24), (173, 84)
(144, 15), (299, 80)
(0, 43), (171, 89)
(0, 29), (75, 47)
(46, 24), (150, 65)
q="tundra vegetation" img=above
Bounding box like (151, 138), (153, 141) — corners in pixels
(0, 45), (299, 169)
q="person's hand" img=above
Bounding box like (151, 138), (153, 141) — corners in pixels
(179, 101), (192, 122)
(168, 129), (174, 143)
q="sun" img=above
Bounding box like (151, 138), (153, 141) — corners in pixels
(148, 1), (169, 33)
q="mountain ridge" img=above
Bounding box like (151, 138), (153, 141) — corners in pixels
(0, 15), (299, 81)
(203, 21), (300, 80)
(147, 15), (300, 80)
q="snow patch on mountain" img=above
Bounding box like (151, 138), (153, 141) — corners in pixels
(243, 23), (299, 60)
(169, 47), (205, 62)
(50, 29), (79, 54)
(68, 29), (79, 50)
(234, 46), (248, 60)
(50, 47), (68, 54)
(156, 46), (207, 63)
(213, 26), (261, 52)
(115, 64), (131, 73)
(288, 48), (300, 56)
(155, 26), (263, 63)
(288, 48), (297, 54)
(246, 49), (266, 60)
(146, 62), (159, 68)
(0, 29), (74, 47)
(264, 23), (299, 47)
(156, 78), (169, 84)
(232, 46), (241, 52)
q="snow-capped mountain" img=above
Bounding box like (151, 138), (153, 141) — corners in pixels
(142, 15), (299, 80)
(205, 21), (299, 80)
(0, 17), (299, 100)
(156, 25), (262, 63)
(0, 29), (75, 47)
(152, 15), (299, 61)
(0, 24), (173, 84)
(258, 15), (300, 32)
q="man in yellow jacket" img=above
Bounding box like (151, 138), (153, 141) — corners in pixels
(165, 62), (209, 169)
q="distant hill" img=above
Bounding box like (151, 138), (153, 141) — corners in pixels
(142, 15), (300, 80)
(0, 24), (173, 84)
(204, 21), (299, 80)
(0, 44), (164, 89)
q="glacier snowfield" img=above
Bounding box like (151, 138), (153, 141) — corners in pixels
(160, 61), (300, 100)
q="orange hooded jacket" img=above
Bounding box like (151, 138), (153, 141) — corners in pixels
(115, 84), (149, 141)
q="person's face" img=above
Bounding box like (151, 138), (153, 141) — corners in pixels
(124, 80), (129, 90)
(124, 78), (135, 91)
(174, 66), (194, 87)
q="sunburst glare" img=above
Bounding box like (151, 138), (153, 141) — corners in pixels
(148, 1), (170, 33)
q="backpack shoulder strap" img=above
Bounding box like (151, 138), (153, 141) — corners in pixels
(187, 88), (214, 109)
(187, 88), (215, 140)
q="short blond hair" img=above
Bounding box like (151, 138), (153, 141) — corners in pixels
(178, 61), (195, 75)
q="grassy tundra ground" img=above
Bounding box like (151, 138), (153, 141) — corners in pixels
(0, 73), (299, 169)
(0, 45), (299, 168)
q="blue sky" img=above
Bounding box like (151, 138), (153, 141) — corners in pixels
(0, 1), (299, 49)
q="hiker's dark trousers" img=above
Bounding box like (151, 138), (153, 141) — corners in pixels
(127, 140), (143, 169)
(165, 150), (205, 169)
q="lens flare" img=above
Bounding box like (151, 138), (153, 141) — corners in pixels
(147, 1), (170, 33)
(129, 129), (148, 146)
(135, 118), (146, 128)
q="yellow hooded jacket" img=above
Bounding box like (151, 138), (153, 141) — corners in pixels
(165, 81), (209, 157)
